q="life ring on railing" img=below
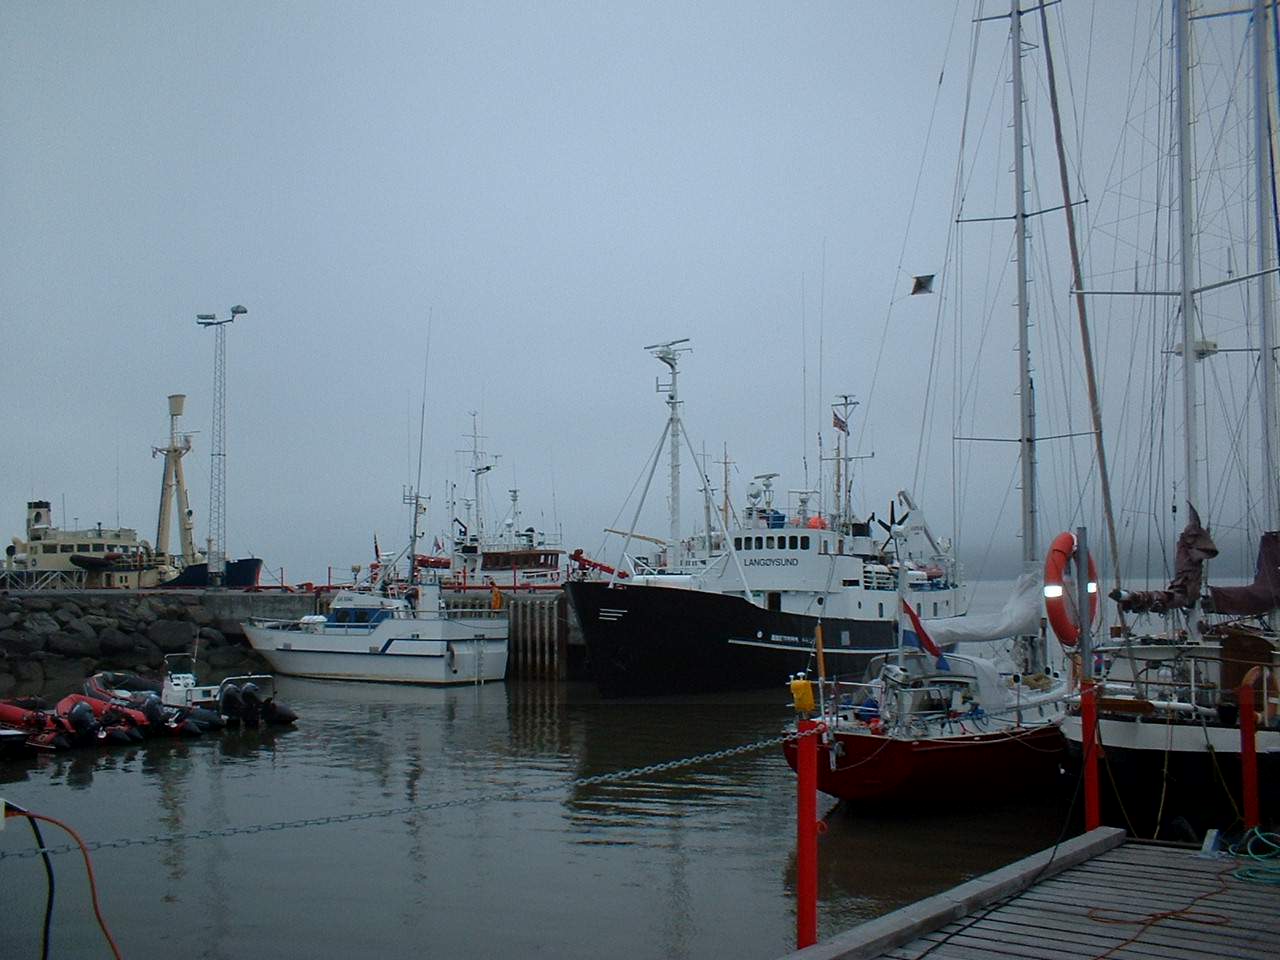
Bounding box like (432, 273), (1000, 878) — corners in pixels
(1240, 665), (1280, 726)
(1043, 531), (1097, 648)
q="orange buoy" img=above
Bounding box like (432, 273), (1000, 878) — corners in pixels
(1043, 531), (1098, 647)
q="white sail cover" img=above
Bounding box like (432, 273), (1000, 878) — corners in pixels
(926, 571), (1043, 645)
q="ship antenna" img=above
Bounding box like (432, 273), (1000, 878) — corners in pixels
(406, 308), (434, 587)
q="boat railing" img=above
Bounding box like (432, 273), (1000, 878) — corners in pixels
(815, 677), (1068, 728)
(441, 606), (506, 621)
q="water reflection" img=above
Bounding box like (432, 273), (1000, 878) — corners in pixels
(2, 677), (1073, 960)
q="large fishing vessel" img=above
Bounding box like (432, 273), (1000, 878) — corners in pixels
(564, 341), (963, 697)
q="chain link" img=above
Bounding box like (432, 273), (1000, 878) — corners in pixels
(1, 727), (817, 861)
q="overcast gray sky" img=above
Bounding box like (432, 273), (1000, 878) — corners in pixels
(2, 2), (1267, 586)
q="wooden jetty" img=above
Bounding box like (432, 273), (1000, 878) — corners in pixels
(780, 826), (1279, 960)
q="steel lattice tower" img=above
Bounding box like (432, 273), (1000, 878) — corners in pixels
(197, 305), (246, 580)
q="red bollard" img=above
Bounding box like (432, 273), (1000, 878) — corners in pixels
(1240, 679), (1260, 830)
(1081, 680), (1100, 831)
(796, 719), (819, 949)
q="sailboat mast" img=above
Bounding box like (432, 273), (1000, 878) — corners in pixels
(1011, 0), (1038, 566)
(1254, 0), (1279, 529)
(1176, 0), (1201, 513)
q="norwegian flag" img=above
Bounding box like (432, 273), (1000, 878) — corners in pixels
(833, 411), (849, 435)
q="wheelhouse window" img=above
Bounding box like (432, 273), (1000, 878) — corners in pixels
(43, 545), (58, 554)
(60, 544), (75, 553)
(734, 537), (742, 550)
(789, 535), (798, 549)
(800, 536), (810, 550)
(766, 536), (775, 549)
(754, 536), (763, 549)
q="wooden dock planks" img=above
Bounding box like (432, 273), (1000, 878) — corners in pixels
(779, 828), (1280, 960)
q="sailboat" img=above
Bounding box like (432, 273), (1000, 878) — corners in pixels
(781, 0), (1093, 801)
(1060, 0), (1280, 832)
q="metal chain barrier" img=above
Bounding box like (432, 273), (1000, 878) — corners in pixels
(1, 727), (819, 861)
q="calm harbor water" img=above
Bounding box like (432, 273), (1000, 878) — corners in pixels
(2, 582), (1071, 959)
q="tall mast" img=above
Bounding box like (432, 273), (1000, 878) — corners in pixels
(1011, 0), (1039, 567)
(1175, 0), (1201, 514)
(648, 339), (691, 550)
(1254, 0), (1279, 529)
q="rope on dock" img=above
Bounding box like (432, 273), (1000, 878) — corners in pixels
(1230, 827), (1280, 885)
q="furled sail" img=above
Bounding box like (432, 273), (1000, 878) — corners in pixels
(927, 571), (1043, 645)
(1110, 505), (1218, 614)
(1205, 531), (1280, 616)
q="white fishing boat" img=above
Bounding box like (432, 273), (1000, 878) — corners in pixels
(246, 450), (510, 684)
(243, 580), (508, 684)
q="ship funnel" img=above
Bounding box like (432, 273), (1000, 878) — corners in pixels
(168, 394), (186, 417)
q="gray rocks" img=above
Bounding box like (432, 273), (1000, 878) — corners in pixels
(148, 618), (196, 653)
(47, 630), (100, 658)
(98, 627), (137, 656)
(4, 627), (45, 654)
(52, 603), (83, 625)
(198, 626), (225, 645)
(24, 611), (61, 637)
(0, 591), (290, 695)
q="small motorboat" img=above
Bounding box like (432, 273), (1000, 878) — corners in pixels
(84, 654), (297, 731)
(0, 697), (73, 751)
(54, 694), (146, 745)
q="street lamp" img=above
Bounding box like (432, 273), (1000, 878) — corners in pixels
(196, 304), (248, 584)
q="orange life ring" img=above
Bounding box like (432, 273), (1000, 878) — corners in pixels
(1043, 531), (1098, 648)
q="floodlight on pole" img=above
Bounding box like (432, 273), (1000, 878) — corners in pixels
(197, 304), (248, 583)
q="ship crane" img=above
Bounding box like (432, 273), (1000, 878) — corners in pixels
(152, 393), (201, 566)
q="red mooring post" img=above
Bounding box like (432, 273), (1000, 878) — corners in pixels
(796, 719), (819, 949)
(1081, 679), (1100, 831)
(1240, 680), (1260, 830)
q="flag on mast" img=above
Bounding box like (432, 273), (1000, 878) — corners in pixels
(901, 598), (949, 669)
(833, 411), (849, 435)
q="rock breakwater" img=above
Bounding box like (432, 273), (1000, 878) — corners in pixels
(0, 592), (277, 697)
